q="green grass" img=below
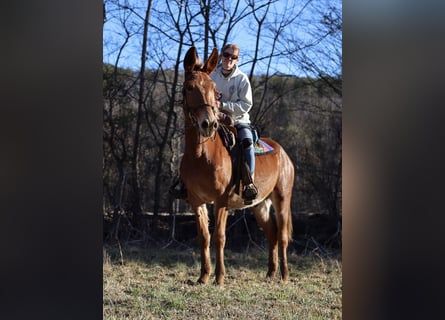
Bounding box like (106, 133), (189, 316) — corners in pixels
(103, 245), (342, 319)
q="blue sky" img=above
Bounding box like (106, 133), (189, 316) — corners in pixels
(103, 0), (342, 77)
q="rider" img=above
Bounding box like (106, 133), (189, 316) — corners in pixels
(211, 44), (258, 202)
(170, 44), (257, 202)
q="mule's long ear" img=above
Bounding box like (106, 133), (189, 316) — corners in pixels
(184, 46), (198, 73)
(202, 48), (219, 75)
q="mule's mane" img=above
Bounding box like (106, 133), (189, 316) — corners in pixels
(194, 61), (204, 70)
(187, 59), (204, 72)
(185, 71), (200, 81)
(185, 67), (210, 83)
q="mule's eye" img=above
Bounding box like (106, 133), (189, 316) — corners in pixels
(186, 85), (194, 92)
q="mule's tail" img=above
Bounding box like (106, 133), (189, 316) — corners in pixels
(283, 146), (294, 242)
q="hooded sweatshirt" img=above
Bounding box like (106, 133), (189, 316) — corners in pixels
(211, 64), (253, 125)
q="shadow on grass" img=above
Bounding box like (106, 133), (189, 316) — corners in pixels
(104, 244), (198, 268)
(104, 211), (342, 284)
(103, 242), (338, 276)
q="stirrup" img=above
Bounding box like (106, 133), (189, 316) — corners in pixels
(243, 183), (258, 204)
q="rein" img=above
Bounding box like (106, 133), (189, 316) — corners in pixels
(185, 102), (219, 142)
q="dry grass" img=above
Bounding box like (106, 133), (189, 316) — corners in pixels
(103, 245), (342, 319)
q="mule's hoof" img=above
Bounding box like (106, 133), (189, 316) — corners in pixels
(280, 274), (289, 283)
(197, 276), (209, 285)
(215, 279), (225, 286)
(186, 279), (197, 286)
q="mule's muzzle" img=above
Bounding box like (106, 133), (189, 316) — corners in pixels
(200, 119), (218, 137)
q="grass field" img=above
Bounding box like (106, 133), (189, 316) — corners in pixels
(103, 245), (342, 319)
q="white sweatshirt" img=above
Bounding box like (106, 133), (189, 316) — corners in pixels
(211, 65), (253, 125)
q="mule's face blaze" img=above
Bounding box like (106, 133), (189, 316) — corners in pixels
(183, 72), (219, 138)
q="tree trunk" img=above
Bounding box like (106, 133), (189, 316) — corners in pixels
(131, 0), (153, 222)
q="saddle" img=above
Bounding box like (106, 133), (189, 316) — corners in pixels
(217, 122), (274, 197)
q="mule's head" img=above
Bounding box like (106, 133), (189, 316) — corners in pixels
(183, 47), (220, 138)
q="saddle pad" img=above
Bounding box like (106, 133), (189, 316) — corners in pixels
(254, 139), (274, 155)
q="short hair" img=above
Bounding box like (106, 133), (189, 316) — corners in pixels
(221, 44), (240, 56)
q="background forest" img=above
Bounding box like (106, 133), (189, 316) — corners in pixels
(102, 0), (342, 251)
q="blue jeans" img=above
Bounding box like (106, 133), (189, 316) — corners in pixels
(236, 125), (255, 175)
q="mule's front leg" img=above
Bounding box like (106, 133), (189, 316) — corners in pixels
(194, 204), (211, 284)
(213, 205), (228, 285)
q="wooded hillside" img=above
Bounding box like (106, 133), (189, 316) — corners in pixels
(102, 0), (342, 247)
(103, 65), (341, 243)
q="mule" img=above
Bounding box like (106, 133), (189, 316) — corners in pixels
(180, 46), (295, 285)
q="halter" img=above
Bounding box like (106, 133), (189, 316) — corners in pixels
(184, 100), (219, 142)
(182, 70), (219, 141)
(187, 103), (218, 125)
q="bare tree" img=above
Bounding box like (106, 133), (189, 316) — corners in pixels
(148, 0), (191, 215)
(103, 0), (343, 240)
(129, 0), (154, 219)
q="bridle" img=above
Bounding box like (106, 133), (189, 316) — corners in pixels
(183, 76), (219, 142)
(185, 102), (219, 143)
(187, 103), (218, 125)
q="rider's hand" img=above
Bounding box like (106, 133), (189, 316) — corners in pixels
(215, 90), (222, 101)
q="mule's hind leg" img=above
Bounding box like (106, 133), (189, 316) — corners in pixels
(252, 199), (278, 278)
(270, 191), (292, 282)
